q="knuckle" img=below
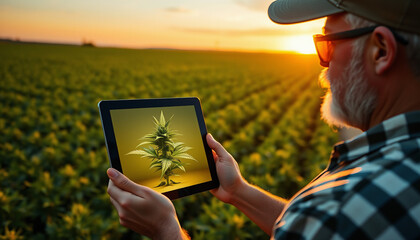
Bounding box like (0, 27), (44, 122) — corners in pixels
(142, 188), (153, 198)
(118, 212), (128, 222)
(120, 199), (133, 209)
(119, 177), (129, 187)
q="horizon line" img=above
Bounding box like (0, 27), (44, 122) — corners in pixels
(0, 37), (316, 56)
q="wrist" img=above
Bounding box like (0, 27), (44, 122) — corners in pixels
(226, 177), (250, 205)
(153, 216), (189, 240)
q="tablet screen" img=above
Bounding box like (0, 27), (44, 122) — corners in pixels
(109, 105), (213, 194)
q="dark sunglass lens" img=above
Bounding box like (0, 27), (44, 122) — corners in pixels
(315, 40), (330, 63)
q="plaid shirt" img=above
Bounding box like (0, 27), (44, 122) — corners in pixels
(272, 111), (420, 240)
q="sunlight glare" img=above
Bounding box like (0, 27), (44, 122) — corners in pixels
(282, 35), (316, 54)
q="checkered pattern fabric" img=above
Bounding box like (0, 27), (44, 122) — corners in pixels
(272, 111), (420, 240)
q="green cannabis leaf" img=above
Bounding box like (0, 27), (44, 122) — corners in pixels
(127, 111), (197, 187)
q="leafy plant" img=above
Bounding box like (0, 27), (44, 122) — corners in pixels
(127, 111), (196, 187)
(1, 43), (337, 239)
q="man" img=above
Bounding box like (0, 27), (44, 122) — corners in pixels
(106, 0), (420, 239)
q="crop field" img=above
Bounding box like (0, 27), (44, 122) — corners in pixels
(0, 42), (338, 239)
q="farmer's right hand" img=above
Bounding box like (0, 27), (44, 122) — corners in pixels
(206, 133), (248, 204)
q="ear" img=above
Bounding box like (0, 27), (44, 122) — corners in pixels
(370, 26), (398, 75)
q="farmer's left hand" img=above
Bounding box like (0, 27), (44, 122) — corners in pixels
(106, 168), (189, 240)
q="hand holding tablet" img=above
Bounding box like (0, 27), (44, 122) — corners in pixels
(99, 97), (219, 200)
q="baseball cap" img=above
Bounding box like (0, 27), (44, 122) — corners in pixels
(268, 0), (420, 34)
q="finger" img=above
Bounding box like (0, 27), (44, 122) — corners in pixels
(206, 133), (231, 161)
(107, 179), (138, 204)
(109, 191), (145, 221)
(109, 194), (123, 212)
(109, 196), (154, 237)
(107, 168), (149, 197)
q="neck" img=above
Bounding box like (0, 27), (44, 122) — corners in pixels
(366, 75), (420, 131)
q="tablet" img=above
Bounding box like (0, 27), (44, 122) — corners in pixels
(98, 97), (219, 200)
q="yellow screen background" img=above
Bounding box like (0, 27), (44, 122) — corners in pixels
(110, 105), (212, 193)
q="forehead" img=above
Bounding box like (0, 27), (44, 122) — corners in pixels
(323, 13), (352, 34)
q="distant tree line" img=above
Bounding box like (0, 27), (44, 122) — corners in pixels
(81, 38), (95, 47)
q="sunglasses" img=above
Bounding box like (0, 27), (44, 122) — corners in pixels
(313, 26), (409, 67)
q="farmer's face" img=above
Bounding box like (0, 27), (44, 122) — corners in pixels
(319, 13), (377, 129)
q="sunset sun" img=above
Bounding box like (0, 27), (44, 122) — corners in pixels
(282, 35), (316, 54)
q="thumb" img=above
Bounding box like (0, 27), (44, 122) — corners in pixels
(107, 168), (146, 196)
(206, 133), (231, 161)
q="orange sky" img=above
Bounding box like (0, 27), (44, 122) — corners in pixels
(0, 0), (325, 53)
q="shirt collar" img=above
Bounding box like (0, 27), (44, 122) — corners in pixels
(328, 111), (420, 170)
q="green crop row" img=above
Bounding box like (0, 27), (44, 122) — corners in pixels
(180, 75), (337, 239)
(0, 42), (337, 239)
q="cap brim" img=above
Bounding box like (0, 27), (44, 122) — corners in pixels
(268, 0), (343, 24)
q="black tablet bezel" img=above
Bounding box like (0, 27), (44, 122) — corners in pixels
(98, 97), (219, 200)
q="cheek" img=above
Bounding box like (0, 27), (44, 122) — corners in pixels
(328, 41), (353, 80)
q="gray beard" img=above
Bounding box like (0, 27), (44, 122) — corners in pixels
(319, 44), (377, 130)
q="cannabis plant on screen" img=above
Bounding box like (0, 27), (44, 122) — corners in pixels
(127, 111), (196, 187)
